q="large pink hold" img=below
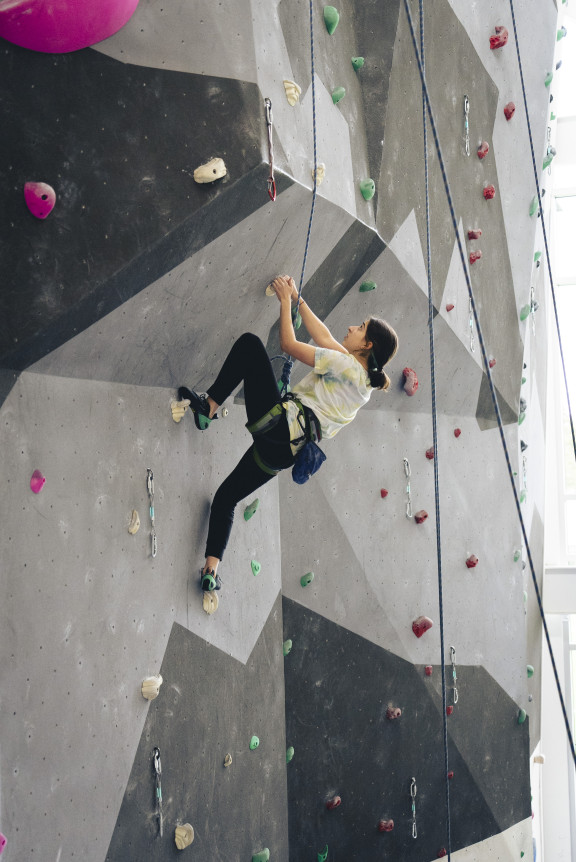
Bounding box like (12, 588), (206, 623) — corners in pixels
(504, 102), (516, 121)
(466, 555), (479, 569)
(412, 616), (433, 638)
(24, 182), (56, 219)
(489, 25), (508, 49)
(0, 0), (140, 53)
(468, 229), (482, 240)
(30, 469), (45, 493)
(483, 185), (496, 200)
(403, 367), (418, 396)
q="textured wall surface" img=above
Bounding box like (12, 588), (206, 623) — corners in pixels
(0, 0), (557, 859)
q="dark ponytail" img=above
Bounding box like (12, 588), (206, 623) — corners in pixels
(365, 317), (399, 390)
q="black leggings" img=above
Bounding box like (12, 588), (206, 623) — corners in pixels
(204, 333), (295, 560)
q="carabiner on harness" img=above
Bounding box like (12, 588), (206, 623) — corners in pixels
(264, 98), (276, 201)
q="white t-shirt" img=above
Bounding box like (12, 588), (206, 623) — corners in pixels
(284, 347), (372, 451)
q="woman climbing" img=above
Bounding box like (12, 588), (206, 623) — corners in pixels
(178, 275), (399, 593)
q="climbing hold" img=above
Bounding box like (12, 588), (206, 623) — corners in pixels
(469, 250), (482, 264)
(504, 102), (516, 120)
(483, 185), (496, 200)
(446, 705), (454, 716)
(551, 111), (556, 120)
(286, 746), (294, 763)
(380, 488), (388, 498)
(467, 229), (482, 240)
(359, 179), (375, 200)
(403, 368), (419, 396)
(426, 447), (434, 460)
(454, 428), (461, 438)
(283, 639), (293, 656)
(141, 675), (163, 701)
(284, 79), (302, 106)
(534, 251), (542, 262)
(518, 412), (526, 426)
(523, 591), (528, 604)
(252, 850), (270, 862)
(171, 398), (190, 423)
(557, 60), (563, 70)
(249, 736), (260, 750)
(378, 819), (394, 832)
(425, 665), (433, 676)
(545, 71), (553, 88)
(477, 141), (489, 160)
(489, 25), (508, 49)
(529, 195), (539, 216)
(514, 549), (521, 562)
(300, 572), (314, 587)
(489, 358), (496, 368)
(332, 86), (346, 104)
(527, 665), (534, 678)
(359, 280), (377, 292)
(224, 753), (233, 767)
(543, 150), (556, 171)
(193, 157), (227, 184)
(203, 591), (219, 615)
(312, 163), (326, 186)
(438, 849), (447, 858)
(351, 56), (365, 70)
(519, 398), (527, 414)
(415, 510), (428, 525)
(466, 555), (479, 568)
(518, 708), (527, 724)
(326, 795), (341, 810)
(520, 489), (527, 502)
(317, 845), (329, 862)
(244, 499), (259, 521)
(174, 823), (194, 850)
(447, 771), (454, 779)
(412, 616), (434, 638)
(24, 182), (56, 219)
(323, 5), (339, 34)
(558, 25), (568, 40)
(446, 303), (454, 312)
(386, 707), (402, 720)
(30, 469), (46, 494)
(0, 833), (5, 854)
(251, 560), (261, 577)
(520, 305), (531, 322)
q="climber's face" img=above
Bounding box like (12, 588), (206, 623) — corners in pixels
(343, 319), (372, 354)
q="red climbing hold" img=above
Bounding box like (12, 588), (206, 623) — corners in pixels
(326, 796), (341, 810)
(438, 849), (448, 858)
(448, 771), (454, 779)
(386, 707), (402, 720)
(469, 250), (482, 264)
(445, 303), (454, 312)
(489, 25), (508, 49)
(454, 428), (461, 438)
(24, 182), (56, 219)
(412, 616), (433, 638)
(504, 101), (516, 121)
(378, 819), (394, 832)
(30, 469), (46, 494)
(446, 705), (454, 716)
(477, 141), (489, 160)
(467, 229), (482, 240)
(415, 510), (428, 524)
(483, 185), (496, 200)
(425, 665), (433, 676)
(426, 447), (434, 460)
(489, 358), (496, 368)
(466, 555), (479, 568)
(380, 488), (388, 498)
(403, 368), (418, 396)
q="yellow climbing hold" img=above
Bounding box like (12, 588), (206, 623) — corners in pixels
(203, 592), (219, 615)
(128, 509), (140, 534)
(284, 79), (302, 106)
(171, 398), (190, 423)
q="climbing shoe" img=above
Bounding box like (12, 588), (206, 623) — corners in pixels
(178, 387), (215, 430)
(200, 568), (222, 592)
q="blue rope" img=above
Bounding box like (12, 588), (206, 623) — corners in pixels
(418, 2), (452, 857)
(402, 0), (576, 771)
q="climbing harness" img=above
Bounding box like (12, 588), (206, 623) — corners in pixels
(147, 468), (157, 558)
(264, 98), (276, 201)
(403, 458), (412, 519)
(450, 646), (459, 705)
(153, 747), (163, 837)
(463, 95), (470, 156)
(410, 777), (418, 838)
(247, 396), (324, 483)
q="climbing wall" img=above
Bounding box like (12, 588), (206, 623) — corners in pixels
(0, 0), (557, 859)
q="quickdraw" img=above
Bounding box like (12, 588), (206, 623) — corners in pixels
(450, 645), (459, 704)
(147, 468), (157, 558)
(264, 98), (276, 201)
(404, 458), (413, 519)
(153, 747), (163, 837)
(463, 95), (470, 156)
(410, 777), (418, 838)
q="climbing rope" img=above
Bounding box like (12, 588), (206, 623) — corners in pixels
(418, 2), (452, 856)
(402, 0), (576, 773)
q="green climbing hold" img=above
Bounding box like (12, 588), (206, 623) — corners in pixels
(545, 71), (553, 87)
(252, 850), (270, 862)
(323, 5), (339, 34)
(359, 178), (375, 201)
(244, 499), (259, 521)
(529, 195), (538, 217)
(519, 304), (531, 322)
(522, 377), (527, 385)
(534, 251), (541, 262)
(518, 708), (527, 724)
(251, 560), (261, 577)
(520, 489), (527, 502)
(286, 746), (294, 763)
(283, 639), (293, 656)
(543, 152), (554, 171)
(250, 736), (260, 750)
(300, 571), (314, 587)
(518, 412), (526, 426)
(527, 665), (534, 678)
(521, 853), (525, 858)
(317, 845), (329, 862)
(359, 280), (376, 292)
(514, 549), (521, 562)
(332, 86), (346, 104)
(551, 111), (556, 120)
(557, 26), (567, 40)
(351, 56), (365, 70)
(523, 590), (528, 603)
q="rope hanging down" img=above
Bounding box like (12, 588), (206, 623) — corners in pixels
(418, 1), (452, 857)
(402, 0), (576, 774)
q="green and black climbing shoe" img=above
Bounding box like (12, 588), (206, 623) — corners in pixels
(178, 387), (215, 430)
(200, 568), (222, 592)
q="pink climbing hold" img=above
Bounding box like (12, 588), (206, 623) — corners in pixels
(466, 555), (479, 569)
(489, 358), (496, 368)
(445, 303), (454, 312)
(504, 101), (516, 121)
(454, 428), (462, 438)
(483, 185), (496, 200)
(425, 447), (434, 460)
(469, 250), (482, 264)
(467, 229), (482, 240)
(380, 488), (388, 498)
(386, 707), (402, 720)
(425, 665), (433, 676)
(0, 833), (5, 854)
(378, 819), (394, 832)
(403, 367), (418, 396)
(30, 469), (46, 494)
(326, 796), (341, 810)
(24, 182), (56, 219)
(447, 771), (454, 779)
(477, 141), (489, 160)
(415, 510), (428, 525)
(412, 616), (433, 638)
(489, 25), (509, 49)
(446, 705), (454, 716)
(438, 849), (448, 858)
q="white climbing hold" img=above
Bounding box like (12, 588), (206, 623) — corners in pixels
(171, 398), (190, 423)
(128, 510), (140, 535)
(141, 675), (163, 701)
(203, 592), (219, 615)
(283, 79), (302, 106)
(175, 824), (194, 850)
(193, 157), (227, 184)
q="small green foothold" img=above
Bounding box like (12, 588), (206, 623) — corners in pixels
(518, 708), (527, 724)
(351, 56), (365, 70)
(359, 280), (376, 292)
(545, 71), (553, 87)
(529, 195), (539, 216)
(251, 560), (261, 577)
(332, 86), (346, 104)
(514, 549), (521, 562)
(286, 746), (294, 763)
(323, 5), (339, 34)
(300, 571), (314, 587)
(359, 178), (375, 201)
(520, 489), (527, 502)
(244, 499), (259, 521)
(534, 251), (541, 261)
(250, 735), (260, 750)
(520, 304), (531, 322)
(522, 377), (527, 385)
(521, 852), (525, 858)
(523, 590), (528, 603)
(551, 111), (556, 120)
(527, 664), (534, 678)
(557, 26), (567, 40)
(543, 153), (554, 171)
(317, 845), (328, 862)
(252, 850), (270, 862)
(283, 639), (293, 656)
(518, 412), (526, 426)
